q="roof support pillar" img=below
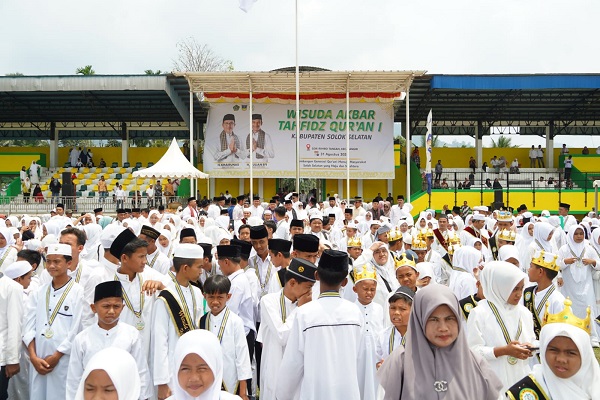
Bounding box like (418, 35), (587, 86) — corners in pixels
(121, 123), (129, 166)
(546, 123), (554, 169)
(476, 121), (483, 170)
(189, 91), (195, 199)
(405, 89), (411, 200)
(50, 122), (58, 168)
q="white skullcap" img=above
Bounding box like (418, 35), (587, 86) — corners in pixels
(243, 208), (251, 213)
(523, 211), (533, 218)
(173, 243), (204, 259)
(41, 234), (59, 248)
(4, 260), (33, 279)
(472, 214), (486, 221)
(47, 243), (72, 257)
(347, 222), (358, 230)
(24, 239), (42, 251)
(100, 225), (126, 249)
(264, 210), (272, 215)
(402, 232), (413, 244)
(369, 220), (381, 226)
(540, 210), (550, 217)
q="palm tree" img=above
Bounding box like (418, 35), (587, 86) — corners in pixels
(76, 65), (95, 75)
(418, 134), (440, 147)
(144, 70), (163, 75)
(490, 136), (517, 148)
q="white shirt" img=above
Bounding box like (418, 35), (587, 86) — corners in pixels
(146, 248), (171, 275)
(214, 132), (247, 162)
(448, 270), (477, 301)
(273, 219), (290, 240)
(207, 204), (222, 220)
(257, 290), (298, 400)
(151, 278), (203, 387)
(227, 269), (256, 334)
(67, 323), (151, 400)
(276, 292), (363, 400)
(233, 204), (244, 221)
(247, 131), (275, 159)
(201, 307), (252, 393)
(249, 204), (265, 218)
(0, 247), (18, 274)
(39, 260), (96, 306)
(0, 275), (24, 367)
(355, 300), (384, 400)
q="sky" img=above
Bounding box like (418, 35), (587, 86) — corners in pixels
(2, 0), (600, 146)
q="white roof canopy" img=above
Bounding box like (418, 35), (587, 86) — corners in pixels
(132, 138), (208, 179)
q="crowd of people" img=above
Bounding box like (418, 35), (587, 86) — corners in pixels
(0, 193), (599, 400)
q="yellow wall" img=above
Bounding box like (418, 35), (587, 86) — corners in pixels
(565, 155), (600, 172)
(0, 154), (45, 173)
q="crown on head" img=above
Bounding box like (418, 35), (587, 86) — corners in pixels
(387, 229), (403, 242)
(531, 250), (559, 272)
(347, 236), (362, 248)
(498, 229), (517, 242)
(497, 210), (513, 222)
(394, 252), (416, 270)
(448, 243), (462, 255)
(411, 236), (428, 251)
(353, 263), (377, 283)
(422, 228), (434, 238)
(543, 298), (591, 335)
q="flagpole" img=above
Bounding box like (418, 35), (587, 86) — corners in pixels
(346, 74), (351, 200)
(405, 89), (411, 199)
(189, 91), (194, 197)
(249, 77), (254, 200)
(295, 0), (300, 194)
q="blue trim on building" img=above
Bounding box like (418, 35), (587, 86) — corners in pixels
(431, 75), (600, 90)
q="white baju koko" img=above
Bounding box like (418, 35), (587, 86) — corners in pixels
(355, 300), (384, 400)
(227, 269), (257, 335)
(275, 291), (363, 400)
(66, 322), (152, 400)
(22, 280), (87, 400)
(145, 248), (171, 275)
(39, 260), (97, 307)
(257, 290), (298, 400)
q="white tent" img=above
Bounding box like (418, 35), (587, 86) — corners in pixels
(132, 138), (208, 180)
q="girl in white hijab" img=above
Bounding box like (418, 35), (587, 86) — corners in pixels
(80, 224), (103, 262)
(167, 329), (241, 400)
(516, 222), (534, 269)
(525, 222), (557, 269)
(148, 210), (164, 230)
(448, 246), (480, 300)
(557, 225), (600, 340)
(378, 284), (502, 400)
(157, 229), (174, 258)
(74, 347), (140, 400)
(0, 227), (18, 272)
(467, 261), (536, 395)
(506, 321), (600, 399)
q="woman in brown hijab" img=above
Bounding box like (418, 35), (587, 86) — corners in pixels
(377, 284), (502, 400)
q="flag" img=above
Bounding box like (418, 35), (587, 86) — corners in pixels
(239, 0), (257, 12)
(426, 173), (432, 195)
(425, 109), (433, 174)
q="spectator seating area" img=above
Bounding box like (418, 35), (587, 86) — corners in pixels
(431, 168), (570, 189)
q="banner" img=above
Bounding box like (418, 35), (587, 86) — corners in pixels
(203, 103), (395, 179)
(425, 109), (433, 195)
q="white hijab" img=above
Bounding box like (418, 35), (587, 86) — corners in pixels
(157, 229), (172, 257)
(171, 330), (231, 400)
(565, 225), (588, 283)
(534, 222), (555, 252)
(519, 222), (535, 247)
(74, 347), (140, 400)
(480, 260), (526, 333)
(498, 245), (521, 267)
(590, 229), (600, 257)
(532, 323), (600, 399)
(451, 246), (481, 275)
(0, 228), (14, 256)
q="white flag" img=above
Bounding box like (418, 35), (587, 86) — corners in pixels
(239, 0), (257, 12)
(425, 109), (433, 174)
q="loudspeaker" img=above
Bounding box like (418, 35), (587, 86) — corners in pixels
(62, 172), (72, 185)
(492, 201), (504, 211)
(494, 190), (503, 204)
(62, 183), (75, 197)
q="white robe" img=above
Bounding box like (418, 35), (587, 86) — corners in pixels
(66, 323), (152, 400)
(146, 248), (171, 275)
(0, 275), (24, 367)
(466, 300), (536, 395)
(151, 279), (203, 388)
(275, 293), (363, 400)
(39, 260), (97, 307)
(379, 326), (404, 360)
(257, 290), (298, 400)
(247, 254), (277, 322)
(201, 307), (252, 393)
(355, 300), (384, 400)
(22, 280), (87, 400)
(228, 269), (256, 335)
(448, 270), (478, 301)
(0, 247), (18, 273)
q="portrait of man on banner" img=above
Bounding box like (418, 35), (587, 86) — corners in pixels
(212, 113), (246, 162)
(246, 113), (275, 162)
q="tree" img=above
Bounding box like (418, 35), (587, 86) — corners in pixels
(0, 139), (48, 147)
(5, 72), (24, 76)
(173, 38), (233, 72)
(76, 65), (95, 75)
(418, 134), (441, 147)
(490, 136), (517, 148)
(144, 70), (163, 75)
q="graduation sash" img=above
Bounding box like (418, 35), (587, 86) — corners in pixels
(433, 229), (449, 252)
(523, 285), (555, 339)
(459, 294), (480, 320)
(0, 247), (13, 268)
(158, 290), (193, 337)
(489, 235), (499, 261)
(464, 226), (489, 247)
(506, 374), (550, 400)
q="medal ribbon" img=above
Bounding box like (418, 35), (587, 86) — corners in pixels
(115, 274), (144, 319)
(488, 301), (522, 344)
(534, 286), (555, 319)
(280, 291), (287, 323)
(46, 279), (75, 327)
(318, 291), (340, 299)
(254, 258), (273, 297)
(74, 263), (83, 283)
(146, 251), (160, 269)
(568, 246), (585, 263)
(172, 277), (197, 329)
(206, 309), (230, 343)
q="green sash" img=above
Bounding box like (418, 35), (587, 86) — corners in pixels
(506, 374), (550, 400)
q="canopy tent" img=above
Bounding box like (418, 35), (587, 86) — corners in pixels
(132, 138), (208, 179)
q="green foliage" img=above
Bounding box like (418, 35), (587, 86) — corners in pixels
(5, 72), (24, 76)
(490, 135), (517, 148)
(144, 70), (163, 75)
(105, 139), (121, 147)
(0, 139), (49, 147)
(76, 65), (95, 75)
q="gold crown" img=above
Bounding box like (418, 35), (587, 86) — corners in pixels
(498, 229), (517, 242)
(531, 250), (559, 272)
(448, 231), (461, 245)
(543, 298), (591, 335)
(347, 236), (362, 248)
(394, 252), (416, 270)
(412, 237), (428, 251)
(353, 263), (377, 283)
(448, 243), (461, 255)
(387, 229), (403, 242)
(422, 228), (434, 238)
(497, 210), (513, 222)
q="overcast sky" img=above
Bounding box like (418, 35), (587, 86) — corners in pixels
(3, 0), (599, 146)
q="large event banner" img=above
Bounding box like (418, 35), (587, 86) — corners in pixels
(203, 102), (395, 179)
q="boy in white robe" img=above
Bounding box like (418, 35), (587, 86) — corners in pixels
(200, 275), (251, 398)
(257, 258), (315, 400)
(276, 250), (363, 400)
(66, 281), (151, 400)
(0, 261), (26, 399)
(378, 286), (415, 362)
(22, 243), (89, 400)
(152, 244), (204, 399)
(352, 263), (384, 400)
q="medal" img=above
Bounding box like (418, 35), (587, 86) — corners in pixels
(136, 319), (145, 330)
(45, 328), (54, 339)
(507, 356), (518, 365)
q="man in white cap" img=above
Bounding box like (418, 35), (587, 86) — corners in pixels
(462, 213), (493, 259)
(152, 244), (205, 400)
(23, 243), (90, 400)
(308, 212), (328, 241)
